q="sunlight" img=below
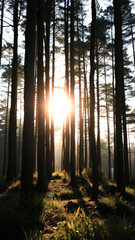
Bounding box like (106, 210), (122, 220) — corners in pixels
(49, 88), (71, 127)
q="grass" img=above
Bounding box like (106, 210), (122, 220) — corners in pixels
(51, 208), (135, 240)
(0, 170), (135, 239)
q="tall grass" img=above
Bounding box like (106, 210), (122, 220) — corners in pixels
(52, 208), (135, 240)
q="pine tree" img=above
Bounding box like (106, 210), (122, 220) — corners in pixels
(70, 0), (76, 185)
(37, 0), (46, 190)
(7, 0), (18, 180)
(114, 0), (125, 194)
(21, 0), (36, 198)
(90, 0), (98, 200)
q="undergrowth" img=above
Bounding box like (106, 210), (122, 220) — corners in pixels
(51, 208), (135, 240)
(0, 171), (135, 240)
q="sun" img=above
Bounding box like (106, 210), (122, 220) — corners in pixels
(49, 88), (71, 127)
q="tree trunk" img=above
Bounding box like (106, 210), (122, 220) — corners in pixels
(21, 0), (36, 198)
(77, 19), (83, 175)
(7, 0), (18, 180)
(96, 42), (101, 172)
(104, 55), (111, 179)
(37, 0), (46, 190)
(65, 0), (70, 173)
(111, 17), (116, 181)
(51, 0), (55, 173)
(130, 15), (135, 71)
(0, 0), (4, 65)
(3, 73), (10, 176)
(122, 89), (129, 184)
(70, 0), (75, 185)
(46, 0), (51, 178)
(114, 0), (125, 194)
(83, 51), (88, 169)
(17, 89), (22, 176)
(90, 0), (98, 200)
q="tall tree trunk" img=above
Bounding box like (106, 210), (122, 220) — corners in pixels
(51, 0), (55, 173)
(104, 55), (111, 179)
(21, 0), (36, 198)
(79, 55), (83, 175)
(65, 0), (69, 173)
(77, 19), (83, 175)
(128, 125), (132, 178)
(37, 0), (46, 189)
(130, 15), (135, 71)
(90, 0), (98, 200)
(83, 52), (88, 169)
(111, 16), (116, 181)
(46, 0), (51, 178)
(61, 124), (66, 171)
(7, 0), (18, 180)
(17, 88), (22, 176)
(70, 0), (75, 185)
(96, 42), (101, 172)
(3, 74), (10, 176)
(122, 88), (129, 184)
(0, 0), (4, 65)
(114, 0), (125, 194)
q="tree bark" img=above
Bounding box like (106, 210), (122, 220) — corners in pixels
(65, 0), (70, 173)
(3, 71), (10, 176)
(70, 0), (75, 185)
(0, 0), (4, 65)
(7, 0), (18, 180)
(37, 0), (46, 189)
(96, 42), (101, 172)
(21, 0), (36, 198)
(46, 0), (51, 178)
(90, 0), (98, 200)
(114, 0), (125, 194)
(104, 55), (111, 179)
(51, 0), (55, 173)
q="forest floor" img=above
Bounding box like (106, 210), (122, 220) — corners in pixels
(0, 170), (135, 239)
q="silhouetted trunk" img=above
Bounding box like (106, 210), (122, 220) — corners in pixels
(34, 100), (38, 172)
(37, 0), (46, 189)
(51, 0), (55, 173)
(83, 51), (88, 169)
(130, 16), (135, 71)
(61, 124), (66, 171)
(104, 55), (111, 179)
(7, 0), (18, 180)
(90, 0), (98, 200)
(46, 0), (51, 178)
(21, 0), (36, 198)
(0, 0), (4, 65)
(17, 89), (22, 176)
(77, 20), (83, 175)
(111, 17), (116, 181)
(96, 42), (101, 171)
(128, 126), (132, 178)
(114, 0), (125, 194)
(65, 0), (69, 172)
(70, 0), (75, 185)
(3, 76), (10, 176)
(122, 89), (129, 184)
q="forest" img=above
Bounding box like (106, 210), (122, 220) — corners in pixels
(0, 0), (135, 239)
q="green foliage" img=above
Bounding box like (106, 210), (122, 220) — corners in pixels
(59, 189), (74, 200)
(0, 173), (135, 239)
(97, 194), (132, 217)
(83, 168), (106, 184)
(52, 208), (135, 240)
